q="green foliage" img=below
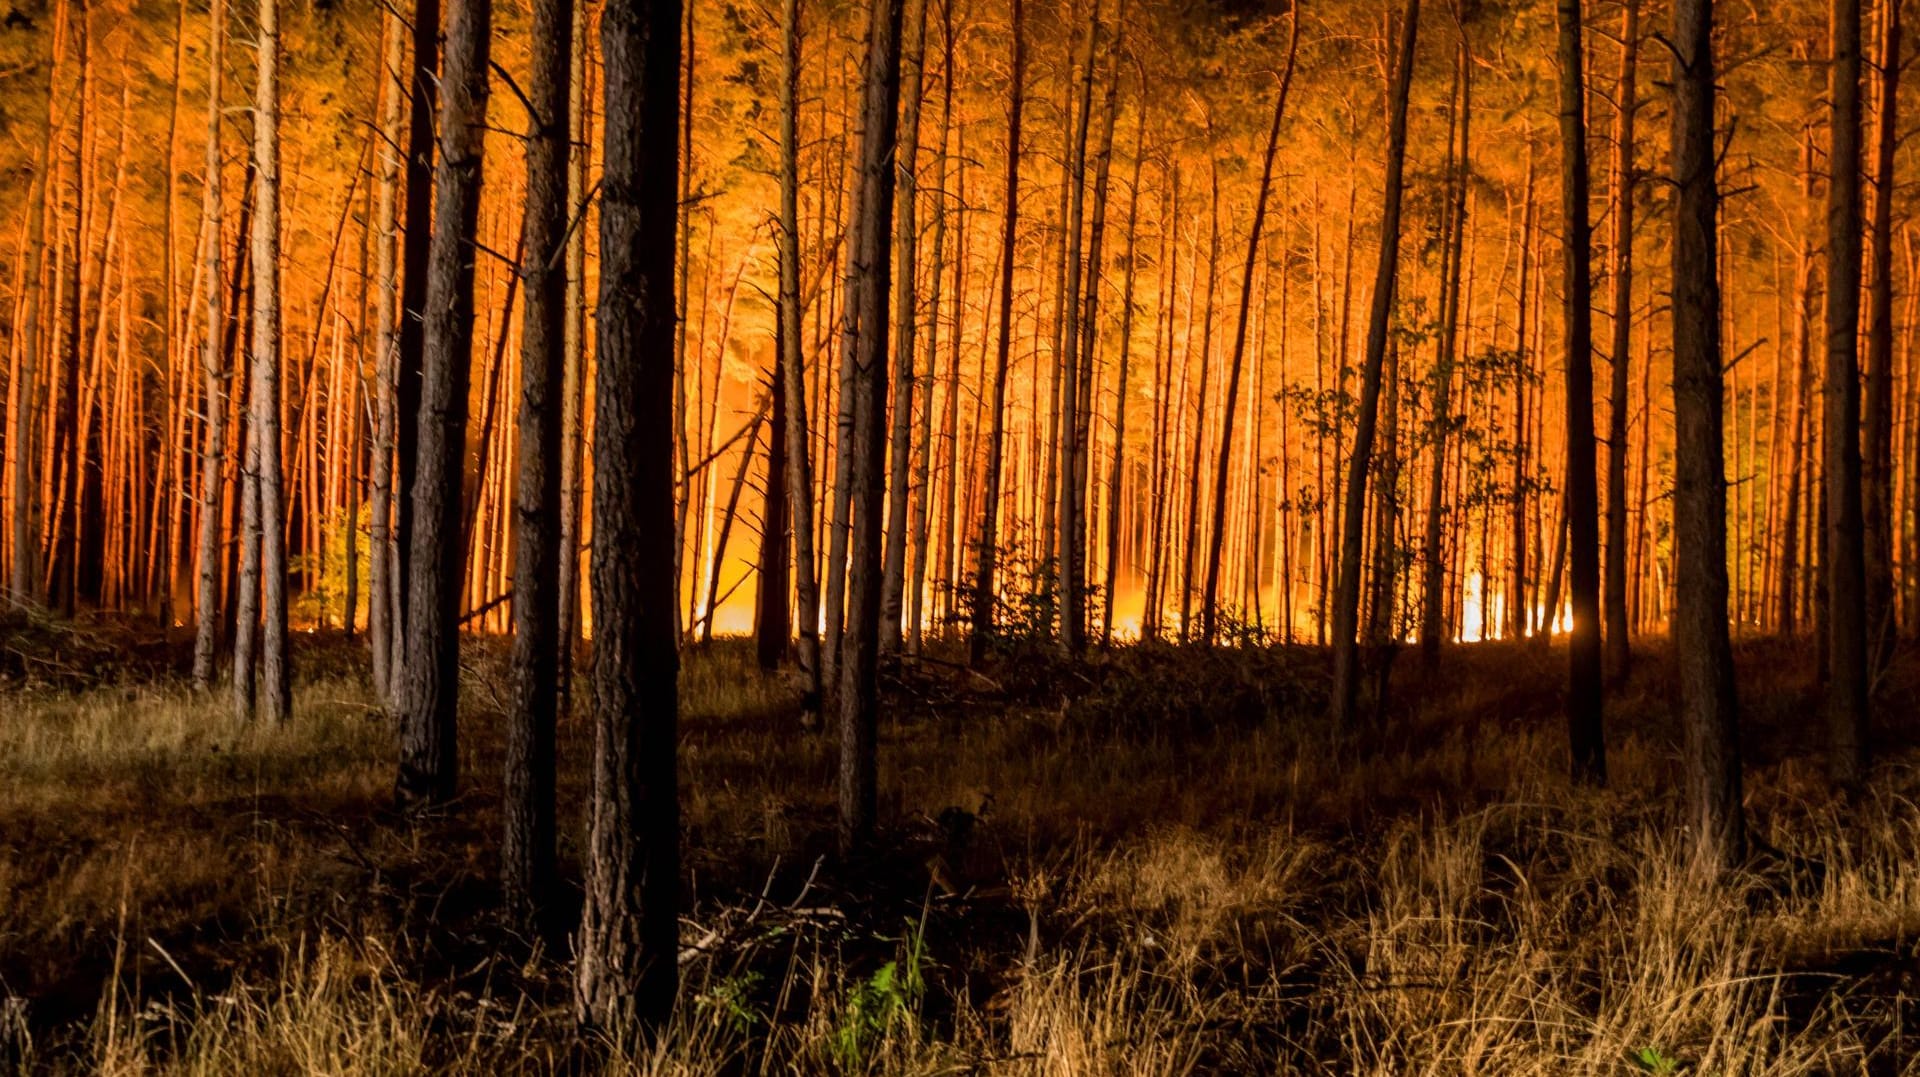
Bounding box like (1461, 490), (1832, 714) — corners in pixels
(693, 970), (765, 1035)
(829, 920), (927, 1071)
(1627, 1045), (1683, 1075)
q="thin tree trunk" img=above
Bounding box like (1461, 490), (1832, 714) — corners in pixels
(1603, 0), (1640, 675)
(1202, 13), (1298, 645)
(1826, 0), (1871, 786)
(368, 9), (404, 700)
(879, 0), (928, 654)
(1863, 0), (1900, 659)
(777, 0), (822, 713)
(1330, 0), (1419, 731)
(968, 0), (1024, 668)
(1558, 0), (1606, 782)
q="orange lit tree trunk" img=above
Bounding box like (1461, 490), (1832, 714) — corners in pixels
(1863, 0), (1900, 658)
(879, 0), (927, 655)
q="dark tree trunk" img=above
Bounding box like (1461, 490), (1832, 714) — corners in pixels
(1603, 0), (1640, 677)
(505, 0), (573, 928)
(836, 0), (906, 851)
(1670, 0), (1746, 869)
(1863, 0), (1900, 660)
(757, 369), (791, 671)
(1558, 0), (1605, 783)
(969, 0), (1025, 668)
(1202, 15), (1297, 645)
(396, 0), (491, 808)
(575, 0), (682, 1031)
(1826, 0), (1870, 786)
(391, 0), (443, 694)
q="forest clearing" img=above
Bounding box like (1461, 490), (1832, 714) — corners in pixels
(3, 623), (1920, 1073)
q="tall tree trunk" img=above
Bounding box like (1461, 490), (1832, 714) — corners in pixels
(1671, 0), (1746, 870)
(1826, 0), (1871, 786)
(187, 0), (225, 682)
(504, 0), (573, 928)
(1603, 0), (1640, 676)
(1863, 0), (1900, 658)
(369, 9), (405, 703)
(575, 0), (682, 1032)
(396, 0), (491, 807)
(908, 0), (954, 657)
(1330, 0), (1419, 731)
(837, 0), (906, 851)
(968, 0), (1024, 668)
(1419, 33), (1470, 661)
(1202, 14), (1298, 645)
(879, 0), (928, 655)
(1558, 0), (1606, 783)
(777, 0), (822, 713)
(391, 0), (444, 691)
(557, 0), (591, 715)
(1101, 100), (1147, 645)
(1054, 0), (1102, 653)
(10, 47), (55, 610)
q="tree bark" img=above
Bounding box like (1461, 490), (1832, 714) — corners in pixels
(575, 0), (682, 1032)
(391, 0), (444, 692)
(1826, 0), (1871, 786)
(1670, 0), (1746, 870)
(1603, 0), (1640, 676)
(188, 0), (224, 683)
(777, 0), (822, 711)
(505, 0), (573, 928)
(836, 0), (906, 851)
(879, 0), (928, 655)
(1863, 0), (1900, 660)
(397, 0), (492, 807)
(1558, 0), (1606, 783)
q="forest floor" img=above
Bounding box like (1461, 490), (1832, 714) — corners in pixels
(5, 616), (1920, 1074)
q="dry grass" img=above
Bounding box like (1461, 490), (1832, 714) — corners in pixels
(4, 624), (1920, 1074)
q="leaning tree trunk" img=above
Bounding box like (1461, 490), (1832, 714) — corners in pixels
(1670, 0), (1746, 871)
(969, 0), (1025, 668)
(397, 0), (491, 808)
(1603, 0), (1640, 677)
(1330, 0), (1419, 731)
(504, 0), (573, 928)
(1202, 14), (1296, 646)
(1558, 0), (1605, 783)
(574, 0), (683, 1031)
(1825, 0), (1870, 787)
(836, 0), (906, 852)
